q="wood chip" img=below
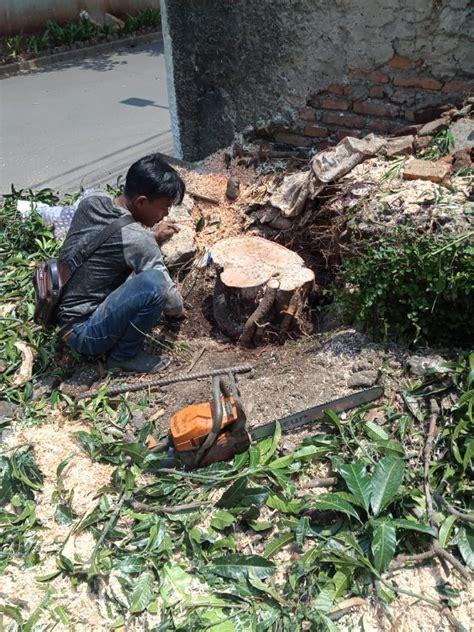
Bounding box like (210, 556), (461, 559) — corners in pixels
(148, 407), (165, 422)
(330, 597), (367, 615)
(12, 341), (34, 385)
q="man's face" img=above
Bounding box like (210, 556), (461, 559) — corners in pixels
(131, 195), (173, 227)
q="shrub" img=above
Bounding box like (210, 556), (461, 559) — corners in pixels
(339, 228), (474, 346)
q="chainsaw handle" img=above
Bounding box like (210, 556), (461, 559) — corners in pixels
(211, 376), (227, 433)
(194, 377), (226, 464)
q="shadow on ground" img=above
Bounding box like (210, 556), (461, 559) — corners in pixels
(19, 38), (163, 76)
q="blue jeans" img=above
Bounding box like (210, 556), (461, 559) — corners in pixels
(66, 269), (167, 360)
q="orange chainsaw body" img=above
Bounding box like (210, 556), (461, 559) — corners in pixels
(170, 397), (239, 452)
(168, 376), (250, 468)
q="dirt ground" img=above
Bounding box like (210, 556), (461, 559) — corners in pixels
(3, 141), (472, 630)
(5, 325), (473, 630)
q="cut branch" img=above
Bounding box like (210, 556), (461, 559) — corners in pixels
(211, 236), (314, 344)
(129, 500), (211, 514)
(240, 279), (280, 347)
(389, 550), (437, 571)
(432, 490), (474, 524)
(300, 477), (338, 489)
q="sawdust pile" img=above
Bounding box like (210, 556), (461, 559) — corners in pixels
(2, 412), (114, 630)
(176, 168), (246, 251)
(340, 564), (473, 631)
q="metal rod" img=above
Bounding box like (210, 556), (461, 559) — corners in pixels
(75, 364), (254, 401)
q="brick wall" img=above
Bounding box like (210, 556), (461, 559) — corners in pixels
(251, 54), (473, 150)
(163, 1), (474, 160)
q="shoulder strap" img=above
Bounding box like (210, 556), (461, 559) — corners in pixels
(67, 215), (136, 273)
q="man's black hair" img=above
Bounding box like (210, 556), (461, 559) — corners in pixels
(124, 153), (185, 203)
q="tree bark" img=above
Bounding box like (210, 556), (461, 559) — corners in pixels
(211, 236), (315, 345)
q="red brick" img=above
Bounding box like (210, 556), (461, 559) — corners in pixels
(320, 97), (350, 111)
(384, 135), (414, 157)
(327, 83), (345, 95)
(273, 132), (312, 147)
(334, 129), (364, 141)
(369, 85), (386, 98)
(367, 71), (389, 83)
(321, 111), (366, 128)
(349, 69), (389, 83)
(366, 118), (391, 132)
(388, 54), (412, 69)
(349, 70), (365, 80)
(353, 100), (400, 117)
(304, 125), (329, 138)
(391, 89), (416, 105)
(442, 81), (474, 94)
(393, 75), (443, 90)
(418, 118), (447, 137)
(403, 158), (451, 183)
(299, 106), (316, 121)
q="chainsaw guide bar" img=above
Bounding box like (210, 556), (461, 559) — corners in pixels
(249, 385), (384, 441)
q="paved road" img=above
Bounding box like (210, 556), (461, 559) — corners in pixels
(0, 39), (173, 194)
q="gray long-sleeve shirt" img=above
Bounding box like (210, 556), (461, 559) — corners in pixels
(57, 192), (183, 323)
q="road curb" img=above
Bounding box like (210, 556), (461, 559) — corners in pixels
(0, 31), (162, 79)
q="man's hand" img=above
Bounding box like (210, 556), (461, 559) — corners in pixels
(153, 219), (180, 245)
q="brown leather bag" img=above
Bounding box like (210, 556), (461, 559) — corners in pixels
(33, 215), (136, 330)
(33, 259), (72, 329)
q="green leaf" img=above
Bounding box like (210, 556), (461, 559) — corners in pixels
(391, 519), (435, 536)
(196, 216), (205, 232)
(457, 527), (474, 569)
(110, 442), (149, 464)
(210, 554), (275, 580)
(160, 564), (194, 607)
(370, 456), (405, 516)
(313, 569), (351, 613)
(331, 491), (365, 508)
(292, 445), (327, 462)
(260, 421), (281, 464)
(365, 421), (389, 442)
(268, 454), (294, 469)
(463, 440), (474, 472)
(0, 604), (24, 624)
(56, 454), (74, 478)
(314, 493), (360, 521)
(438, 515), (457, 549)
(248, 520), (273, 532)
(24, 586), (55, 632)
(337, 461), (372, 513)
(318, 613), (341, 632)
(378, 439), (406, 456)
(371, 520), (396, 572)
(217, 478), (247, 508)
(130, 571), (155, 614)
(35, 570), (62, 582)
(248, 573), (288, 605)
(263, 532), (295, 558)
(217, 479), (268, 508)
(211, 510), (236, 530)
(266, 494), (301, 514)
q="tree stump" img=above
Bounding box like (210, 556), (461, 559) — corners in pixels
(211, 236), (315, 346)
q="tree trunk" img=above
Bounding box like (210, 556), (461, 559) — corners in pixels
(211, 236), (315, 345)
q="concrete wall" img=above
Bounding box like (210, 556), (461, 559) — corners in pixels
(161, 0), (474, 161)
(1, 0), (159, 35)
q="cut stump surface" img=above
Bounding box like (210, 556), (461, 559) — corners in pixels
(211, 236), (315, 345)
(211, 236), (315, 292)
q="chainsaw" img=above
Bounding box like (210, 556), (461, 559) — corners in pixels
(149, 372), (383, 469)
